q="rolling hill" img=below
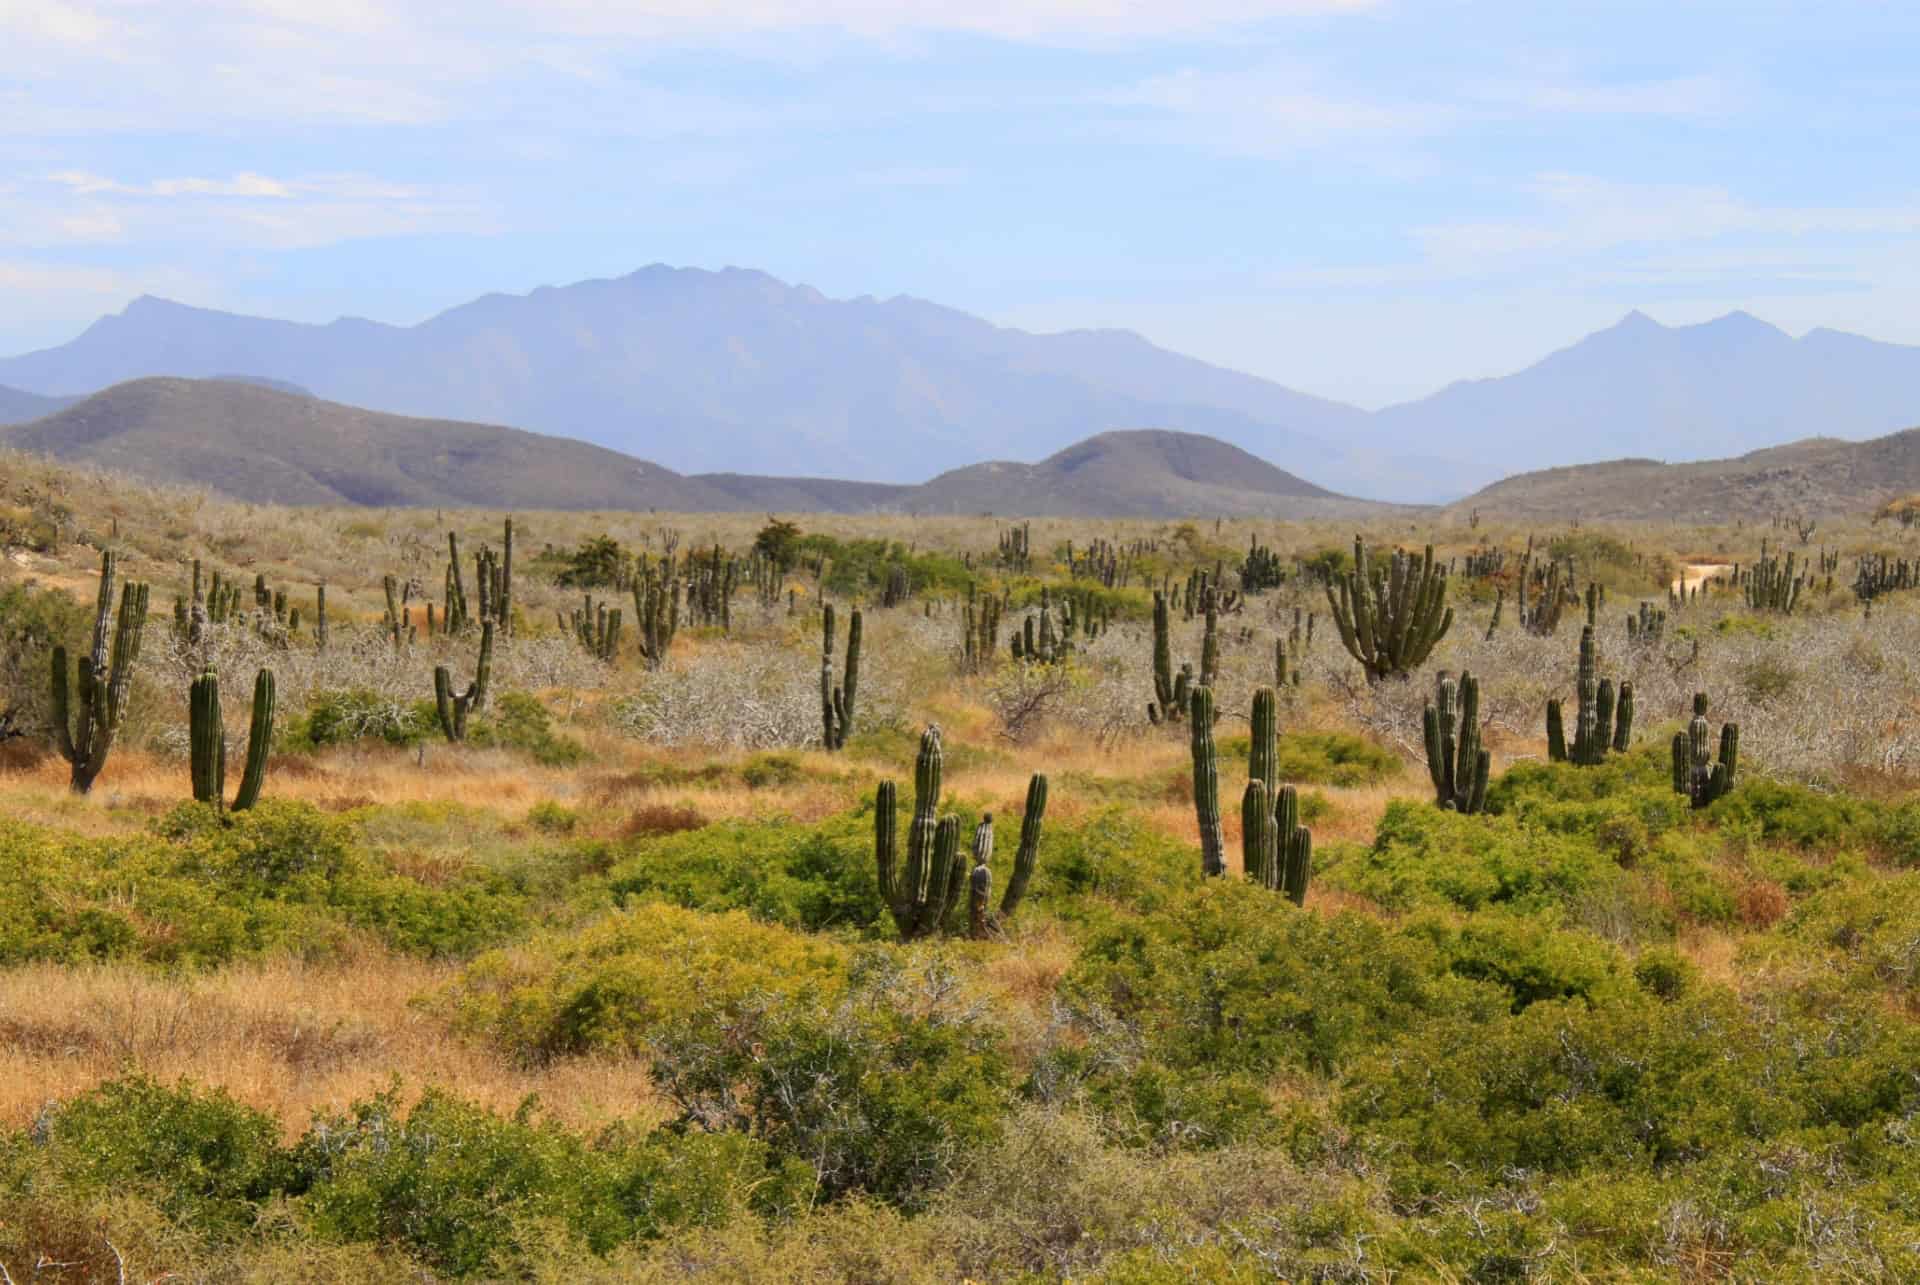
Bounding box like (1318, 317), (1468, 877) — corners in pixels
(0, 377), (739, 510)
(1452, 425), (1920, 522)
(906, 430), (1365, 518)
(0, 384), (78, 425)
(0, 378), (1395, 518)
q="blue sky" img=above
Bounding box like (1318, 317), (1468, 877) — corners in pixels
(3, 0), (1918, 406)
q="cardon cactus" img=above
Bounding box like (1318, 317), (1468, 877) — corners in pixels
(999, 774), (1047, 921)
(1147, 590), (1214, 724)
(1191, 686), (1226, 877)
(1240, 686), (1311, 903)
(52, 550), (150, 794)
(1324, 536), (1453, 682)
(968, 815), (994, 940)
(1546, 625), (1634, 766)
(189, 667), (275, 812)
(877, 726), (966, 941)
(433, 620), (494, 743)
(1424, 671), (1489, 813)
(1672, 692), (1739, 809)
(821, 604), (861, 751)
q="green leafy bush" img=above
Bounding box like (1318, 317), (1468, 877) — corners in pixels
(649, 952), (1012, 1208)
(441, 903), (847, 1059)
(1062, 881), (1494, 1078)
(1323, 802), (1624, 914)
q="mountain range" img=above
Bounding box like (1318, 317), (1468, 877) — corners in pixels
(2, 267), (1918, 503)
(0, 377), (1379, 518)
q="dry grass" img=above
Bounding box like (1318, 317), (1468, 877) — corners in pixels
(0, 954), (663, 1137)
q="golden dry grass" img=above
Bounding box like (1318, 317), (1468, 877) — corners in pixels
(0, 954), (663, 1137)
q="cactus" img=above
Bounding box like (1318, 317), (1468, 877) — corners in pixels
(382, 575), (404, 648)
(999, 773), (1047, 921)
(189, 667), (275, 812)
(51, 551), (149, 794)
(433, 620), (494, 743)
(1239, 686), (1312, 903)
(1191, 685), (1225, 877)
(633, 574), (679, 670)
(315, 583), (328, 652)
(1672, 692), (1739, 809)
(1745, 549), (1804, 613)
(821, 603), (861, 751)
(1147, 590), (1215, 722)
(1423, 671), (1490, 813)
(1324, 536), (1453, 682)
(1546, 625), (1634, 766)
(876, 726), (965, 941)
(968, 815), (994, 940)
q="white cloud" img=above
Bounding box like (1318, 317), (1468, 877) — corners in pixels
(3, 171), (493, 251)
(1415, 174), (1920, 267)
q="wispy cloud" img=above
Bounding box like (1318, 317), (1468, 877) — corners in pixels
(3, 171), (493, 251)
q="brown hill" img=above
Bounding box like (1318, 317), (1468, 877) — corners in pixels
(0, 377), (737, 510)
(0, 380), (1396, 518)
(1452, 427), (1920, 521)
(904, 429), (1384, 518)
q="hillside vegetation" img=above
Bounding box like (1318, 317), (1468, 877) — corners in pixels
(4, 450), (1920, 1279)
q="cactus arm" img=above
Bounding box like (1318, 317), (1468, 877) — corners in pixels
(1000, 774), (1047, 918)
(1191, 686), (1225, 877)
(230, 669), (275, 811)
(189, 669), (225, 807)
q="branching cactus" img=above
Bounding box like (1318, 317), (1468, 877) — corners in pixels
(1240, 686), (1312, 903)
(52, 550), (150, 794)
(1191, 686), (1226, 877)
(1147, 590), (1213, 723)
(1324, 535), (1453, 682)
(1546, 625), (1634, 766)
(1424, 671), (1489, 813)
(821, 603), (861, 751)
(633, 576), (679, 671)
(189, 667), (275, 812)
(433, 620), (494, 743)
(877, 726), (966, 941)
(1672, 693), (1739, 809)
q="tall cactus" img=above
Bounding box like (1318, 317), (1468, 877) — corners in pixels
(877, 726), (965, 941)
(189, 668), (275, 812)
(999, 773), (1047, 921)
(1240, 686), (1311, 903)
(1324, 536), (1453, 682)
(1424, 671), (1489, 813)
(433, 620), (494, 743)
(1147, 589), (1210, 724)
(52, 550), (149, 794)
(1672, 692), (1739, 809)
(1546, 625), (1634, 766)
(821, 603), (861, 751)
(1191, 685), (1225, 877)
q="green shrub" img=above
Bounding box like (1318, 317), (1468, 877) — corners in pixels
(525, 800), (580, 834)
(1323, 802), (1624, 913)
(649, 952), (1012, 1209)
(0, 804), (529, 966)
(294, 1086), (774, 1274)
(607, 814), (883, 934)
(1213, 731), (1400, 788)
(290, 689), (431, 748)
(33, 1076), (290, 1238)
(1062, 881), (1495, 1078)
(1407, 908), (1630, 1012)
(467, 691), (589, 766)
(442, 903), (847, 1059)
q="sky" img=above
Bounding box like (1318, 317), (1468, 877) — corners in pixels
(3, 0), (1918, 407)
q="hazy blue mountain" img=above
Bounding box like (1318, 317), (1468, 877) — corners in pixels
(0, 266), (1389, 494)
(1371, 310), (1920, 493)
(1, 378), (1394, 518)
(9, 274), (1917, 503)
(0, 384), (79, 424)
